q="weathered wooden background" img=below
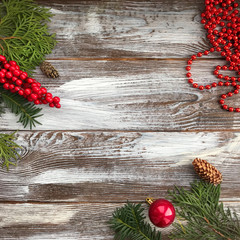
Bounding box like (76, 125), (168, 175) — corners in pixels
(0, 0), (240, 239)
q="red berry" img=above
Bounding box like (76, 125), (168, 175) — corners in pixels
(20, 73), (27, 80)
(16, 80), (23, 86)
(22, 72), (28, 76)
(30, 93), (38, 100)
(0, 78), (6, 83)
(18, 90), (24, 95)
(24, 88), (31, 95)
(186, 66), (191, 71)
(229, 107), (234, 112)
(49, 103), (55, 107)
(40, 87), (47, 94)
(9, 66), (15, 72)
(46, 93), (52, 98)
(53, 96), (60, 103)
(27, 78), (34, 84)
(14, 86), (20, 92)
(27, 96), (33, 102)
(219, 99), (225, 104)
(0, 72), (5, 78)
(3, 83), (9, 89)
(34, 100), (40, 105)
(45, 97), (53, 103)
(0, 55), (6, 62)
(5, 72), (13, 79)
(55, 103), (61, 108)
(32, 87), (40, 93)
(12, 76), (17, 82)
(9, 84), (15, 90)
(9, 61), (17, 66)
(13, 70), (21, 77)
(4, 63), (10, 69)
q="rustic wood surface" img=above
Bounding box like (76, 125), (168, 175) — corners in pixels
(0, 0), (240, 239)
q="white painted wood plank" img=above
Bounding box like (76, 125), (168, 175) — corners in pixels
(0, 59), (239, 131)
(0, 202), (239, 239)
(0, 131), (239, 202)
(37, 0), (212, 58)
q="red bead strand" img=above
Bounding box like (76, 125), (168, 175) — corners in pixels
(187, 0), (240, 112)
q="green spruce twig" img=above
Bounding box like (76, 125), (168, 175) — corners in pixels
(0, 87), (42, 129)
(0, 0), (57, 75)
(0, 131), (21, 170)
(168, 181), (240, 240)
(0, 92), (4, 115)
(109, 202), (161, 240)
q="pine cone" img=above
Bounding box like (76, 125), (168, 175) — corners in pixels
(40, 61), (59, 78)
(192, 158), (222, 184)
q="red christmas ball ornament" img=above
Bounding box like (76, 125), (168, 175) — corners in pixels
(146, 197), (175, 228)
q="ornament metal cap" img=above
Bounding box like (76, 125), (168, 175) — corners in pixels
(146, 197), (154, 205)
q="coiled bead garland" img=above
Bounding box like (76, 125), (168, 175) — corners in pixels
(186, 0), (240, 112)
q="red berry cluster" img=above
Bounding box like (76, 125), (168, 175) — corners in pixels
(0, 55), (61, 108)
(186, 0), (240, 112)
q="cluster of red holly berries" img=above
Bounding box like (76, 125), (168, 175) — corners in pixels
(0, 55), (61, 108)
(186, 0), (240, 112)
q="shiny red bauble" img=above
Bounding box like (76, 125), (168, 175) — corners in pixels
(147, 198), (175, 228)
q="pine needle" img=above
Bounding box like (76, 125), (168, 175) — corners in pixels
(0, 131), (21, 170)
(0, 93), (4, 115)
(0, 87), (42, 129)
(168, 181), (240, 240)
(109, 202), (162, 240)
(0, 0), (56, 75)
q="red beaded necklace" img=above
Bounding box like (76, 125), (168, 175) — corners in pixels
(186, 0), (240, 112)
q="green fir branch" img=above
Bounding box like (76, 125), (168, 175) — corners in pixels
(168, 181), (240, 240)
(0, 93), (4, 115)
(0, 131), (21, 170)
(0, 87), (42, 129)
(109, 202), (161, 240)
(0, 0), (57, 75)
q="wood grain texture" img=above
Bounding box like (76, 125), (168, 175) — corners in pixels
(1, 59), (240, 131)
(34, 0), (214, 58)
(0, 202), (239, 240)
(0, 131), (239, 202)
(0, 1), (239, 239)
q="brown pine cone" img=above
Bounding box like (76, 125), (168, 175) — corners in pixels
(192, 158), (222, 184)
(40, 61), (59, 78)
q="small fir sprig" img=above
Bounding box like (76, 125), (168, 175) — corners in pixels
(0, 131), (21, 170)
(0, 93), (4, 115)
(168, 181), (240, 240)
(0, 86), (42, 129)
(0, 0), (57, 75)
(109, 202), (162, 240)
